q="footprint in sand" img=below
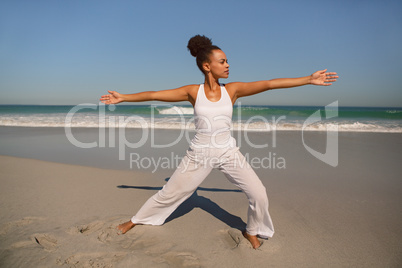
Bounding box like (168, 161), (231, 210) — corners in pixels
(69, 218), (144, 251)
(66, 217), (199, 266)
(68, 216), (128, 237)
(223, 228), (265, 250)
(93, 219), (136, 248)
(60, 252), (127, 268)
(32, 233), (58, 252)
(95, 220), (179, 259)
(67, 220), (105, 235)
(97, 224), (128, 245)
(98, 225), (162, 252)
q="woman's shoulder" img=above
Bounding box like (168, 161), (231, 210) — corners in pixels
(224, 82), (243, 93)
(180, 84), (200, 93)
(180, 84), (201, 106)
(225, 82), (244, 88)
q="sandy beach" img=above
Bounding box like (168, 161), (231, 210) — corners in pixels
(0, 127), (401, 267)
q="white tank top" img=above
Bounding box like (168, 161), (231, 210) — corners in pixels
(193, 84), (233, 136)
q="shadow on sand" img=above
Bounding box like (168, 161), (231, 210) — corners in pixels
(117, 177), (246, 231)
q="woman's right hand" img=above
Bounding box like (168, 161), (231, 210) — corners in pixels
(100, 90), (125, 104)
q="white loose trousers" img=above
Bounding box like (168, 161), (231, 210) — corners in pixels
(131, 132), (274, 239)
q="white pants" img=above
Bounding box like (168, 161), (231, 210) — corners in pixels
(131, 132), (275, 238)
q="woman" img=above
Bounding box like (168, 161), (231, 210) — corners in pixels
(100, 35), (338, 249)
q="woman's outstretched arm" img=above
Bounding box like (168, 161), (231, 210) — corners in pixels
(229, 69), (338, 100)
(100, 85), (196, 104)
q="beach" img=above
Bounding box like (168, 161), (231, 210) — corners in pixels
(0, 126), (401, 267)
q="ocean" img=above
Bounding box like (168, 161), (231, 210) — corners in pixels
(0, 104), (401, 133)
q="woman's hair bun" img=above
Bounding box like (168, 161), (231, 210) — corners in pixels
(187, 35), (213, 57)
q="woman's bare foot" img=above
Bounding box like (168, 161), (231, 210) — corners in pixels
(242, 230), (261, 249)
(117, 221), (135, 234)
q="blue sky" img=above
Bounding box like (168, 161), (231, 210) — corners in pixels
(1, 0), (401, 107)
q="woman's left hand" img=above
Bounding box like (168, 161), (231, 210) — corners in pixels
(310, 69), (339, 86)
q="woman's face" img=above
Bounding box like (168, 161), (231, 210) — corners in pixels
(205, 49), (230, 79)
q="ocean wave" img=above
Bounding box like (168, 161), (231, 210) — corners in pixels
(233, 121), (402, 133)
(1, 115), (401, 133)
(386, 110), (402, 114)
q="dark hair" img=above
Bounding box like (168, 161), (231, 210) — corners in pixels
(187, 35), (221, 74)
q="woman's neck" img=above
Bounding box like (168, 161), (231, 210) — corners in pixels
(204, 74), (220, 91)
